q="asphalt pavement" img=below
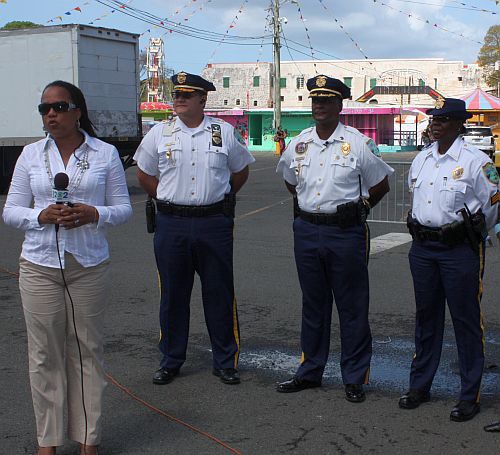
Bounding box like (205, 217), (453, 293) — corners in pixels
(1, 153), (500, 454)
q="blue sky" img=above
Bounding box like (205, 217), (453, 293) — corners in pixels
(1, 0), (498, 74)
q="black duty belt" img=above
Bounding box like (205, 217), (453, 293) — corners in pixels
(299, 210), (340, 225)
(156, 200), (224, 217)
(411, 222), (467, 246)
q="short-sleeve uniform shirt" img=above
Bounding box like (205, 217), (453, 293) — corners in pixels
(277, 123), (394, 213)
(134, 116), (255, 205)
(409, 137), (500, 229)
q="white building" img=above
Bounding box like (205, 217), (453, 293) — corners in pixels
(203, 58), (485, 110)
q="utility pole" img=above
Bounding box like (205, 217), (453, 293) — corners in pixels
(272, 0), (281, 130)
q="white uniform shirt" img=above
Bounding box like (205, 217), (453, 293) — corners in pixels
(276, 123), (394, 213)
(2, 131), (132, 268)
(133, 116), (255, 204)
(408, 137), (499, 229)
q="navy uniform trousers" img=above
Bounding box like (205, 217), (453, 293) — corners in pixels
(153, 212), (240, 371)
(408, 239), (485, 402)
(294, 218), (372, 384)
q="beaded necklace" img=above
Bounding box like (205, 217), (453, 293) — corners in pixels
(43, 135), (90, 194)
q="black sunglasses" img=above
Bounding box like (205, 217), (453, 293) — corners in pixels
(171, 91), (197, 100)
(38, 101), (77, 115)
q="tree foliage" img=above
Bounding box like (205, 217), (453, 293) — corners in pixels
(478, 25), (500, 88)
(1, 21), (41, 30)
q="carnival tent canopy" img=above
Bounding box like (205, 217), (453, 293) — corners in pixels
(140, 101), (173, 111)
(461, 88), (500, 111)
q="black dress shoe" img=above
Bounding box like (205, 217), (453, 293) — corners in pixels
(276, 376), (321, 393)
(398, 389), (431, 409)
(484, 420), (500, 432)
(345, 384), (366, 403)
(212, 368), (240, 384)
(152, 368), (179, 385)
(450, 400), (480, 422)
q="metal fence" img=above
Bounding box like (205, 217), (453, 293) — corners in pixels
(368, 161), (411, 224)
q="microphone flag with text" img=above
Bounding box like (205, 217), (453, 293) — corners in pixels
(53, 172), (70, 232)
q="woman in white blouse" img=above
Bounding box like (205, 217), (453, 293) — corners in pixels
(3, 81), (132, 455)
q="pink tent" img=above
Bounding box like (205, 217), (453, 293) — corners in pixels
(461, 88), (500, 110)
(140, 101), (173, 111)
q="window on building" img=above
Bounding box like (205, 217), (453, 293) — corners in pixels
(223, 77), (230, 88)
(236, 99), (240, 106)
(223, 99), (228, 106)
(296, 76), (304, 89)
(434, 78), (438, 89)
(280, 95), (284, 101)
(298, 95), (303, 101)
(418, 79), (425, 87)
(458, 76), (463, 81)
(253, 76), (260, 87)
(253, 100), (258, 106)
(280, 77), (286, 88)
(370, 78), (377, 89)
(343, 77), (353, 88)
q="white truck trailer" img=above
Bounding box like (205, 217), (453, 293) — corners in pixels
(0, 24), (142, 192)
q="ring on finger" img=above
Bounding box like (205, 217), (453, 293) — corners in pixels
(74, 219), (80, 225)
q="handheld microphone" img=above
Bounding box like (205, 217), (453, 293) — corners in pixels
(53, 172), (70, 232)
(53, 172), (69, 204)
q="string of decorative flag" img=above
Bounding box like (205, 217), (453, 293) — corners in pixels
(207, 0), (249, 65)
(246, 12), (273, 101)
(141, 0), (213, 39)
(92, 0), (268, 45)
(393, 0), (497, 14)
(371, 0), (485, 45)
(317, 0), (383, 79)
(45, 1), (134, 25)
(46, 2), (90, 23)
(292, 1), (318, 73)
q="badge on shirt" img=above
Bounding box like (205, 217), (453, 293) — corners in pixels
(483, 162), (500, 185)
(341, 142), (351, 156)
(211, 124), (222, 147)
(295, 142), (308, 154)
(451, 166), (464, 180)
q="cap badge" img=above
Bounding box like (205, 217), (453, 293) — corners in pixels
(341, 142), (351, 156)
(177, 72), (187, 84)
(434, 97), (445, 109)
(316, 76), (327, 88)
(295, 142), (308, 155)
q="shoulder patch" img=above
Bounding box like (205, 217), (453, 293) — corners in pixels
(483, 162), (499, 185)
(366, 139), (381, 157)
(234, 129), (246, 145)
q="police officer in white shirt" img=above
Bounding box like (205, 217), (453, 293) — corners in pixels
(134, 72), (255, 386)
(399, 98), (500, 422)
(276, 75), (394, 402)
(484, 206), (500, 432)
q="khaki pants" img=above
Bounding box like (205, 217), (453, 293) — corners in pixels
(19, 254), (110, 447)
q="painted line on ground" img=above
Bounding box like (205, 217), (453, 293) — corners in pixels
(370, 232), (412, 255)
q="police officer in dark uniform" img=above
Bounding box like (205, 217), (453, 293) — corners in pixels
(276, 75), (394, 402)
(134, 72), (254, 386)
(400, 98), (500, 422)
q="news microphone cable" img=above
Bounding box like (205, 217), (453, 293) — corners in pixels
(55, 226), (89, 453)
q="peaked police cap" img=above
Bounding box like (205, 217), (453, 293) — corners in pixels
(171, 71), (216, 93)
